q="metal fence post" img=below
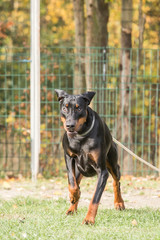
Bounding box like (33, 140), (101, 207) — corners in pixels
(30, 0), (40, 181)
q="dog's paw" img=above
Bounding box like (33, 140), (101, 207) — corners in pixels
(69, 190), (81, 204)
(82, 217), (95, 225)
(66, 203), (78, 215)
(114, 202), (125, 210)
(66, 209), (75, 215)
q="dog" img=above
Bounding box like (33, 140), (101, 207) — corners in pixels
(55, 89), (125, 224)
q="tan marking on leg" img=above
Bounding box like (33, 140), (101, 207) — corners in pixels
(83, 184), (100, 225)
(68, 159), (80, 205)
(113, 180), (125, 210)
(66, 175), (83, 215)
(68, 184), (81, 204)
(106, 162), (125, 210)
(82, 203), (98, 225)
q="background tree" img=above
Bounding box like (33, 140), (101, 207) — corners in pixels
(85, 0), (109, 112)
(138, 0), (145, 52)
(72, 0), (86, 94)
(118, 0), (133, 175)
(85, 0), (109, 89)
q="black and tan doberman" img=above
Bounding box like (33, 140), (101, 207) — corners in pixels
(55, 89), (125, 224)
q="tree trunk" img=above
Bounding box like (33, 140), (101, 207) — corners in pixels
(138, 0), (145, 50)
(119, 0), (133, 175)
(73, 0), (86, 94)
(138, 0), (145, 66)
(85, 0), (109, 111)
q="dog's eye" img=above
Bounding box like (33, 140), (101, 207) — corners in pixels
(62, 107), (67, 112)
(76, 107), (81, 112)
(62, 104), (68, 112)
(75, 104), (81, 111)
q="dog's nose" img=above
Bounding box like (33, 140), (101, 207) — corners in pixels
(66, 119), (76, 131)
(66, 124), (75, 128)
(66, 124), (76, 132)
(66, 120), (76, 131)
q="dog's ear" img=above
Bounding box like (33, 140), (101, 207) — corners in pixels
(81, 91), (96, 105)
(55, 89), (68, 101)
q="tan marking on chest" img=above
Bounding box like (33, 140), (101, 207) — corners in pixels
(67, 148), (77, 157)
(88, 149), (100, 163)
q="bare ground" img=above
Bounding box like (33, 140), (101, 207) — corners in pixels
(0, 176), (160, 210)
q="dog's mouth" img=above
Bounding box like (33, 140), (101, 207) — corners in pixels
(67, 130), (77, 138)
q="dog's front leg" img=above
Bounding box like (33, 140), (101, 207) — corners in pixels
(65, 154), (82, 215)
(83, 168), (109, 225)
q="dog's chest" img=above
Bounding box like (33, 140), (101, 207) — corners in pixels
(68, 137), (95, 155)
(68, 138), (97, 177)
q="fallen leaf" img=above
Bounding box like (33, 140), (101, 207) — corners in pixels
(56, 181), (62, 185)
(53, 191), (62, 196)
(2, 181), (11, 190)
(13, 204), (18, 209)
(131, 219), (138, 226)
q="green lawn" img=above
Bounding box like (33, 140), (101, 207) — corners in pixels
(0, 197), (160, 240)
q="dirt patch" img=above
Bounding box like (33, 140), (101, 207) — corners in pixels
(0, 176), (160, 209)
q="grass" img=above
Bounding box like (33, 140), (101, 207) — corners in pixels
(0, 197), (160, 240)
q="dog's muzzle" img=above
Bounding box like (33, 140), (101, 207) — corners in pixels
(66, 120), (77, 137)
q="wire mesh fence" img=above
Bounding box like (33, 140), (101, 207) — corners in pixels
(0, 48), (30, 176)
(0, 47), (160, 177)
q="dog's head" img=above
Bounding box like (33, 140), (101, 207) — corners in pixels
(55, 89), (95, 137)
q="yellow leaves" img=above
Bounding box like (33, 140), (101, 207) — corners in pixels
(108, 0), (159, 48)
(23, 28), (29, 35)
(108, 1), (121, 47)
(18, 15), (25, 23)
(45, 15), (51, 22)
(52, 26), (57, 32)
(6, 112), (15, 123)
(144, 99), (149, 107)
(142, 5), (150, 13)
(41, 124), (46, 131)
(132, 24), (139, 39)
(0, 55), (5, 61)
(47, 0), (74, 44)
